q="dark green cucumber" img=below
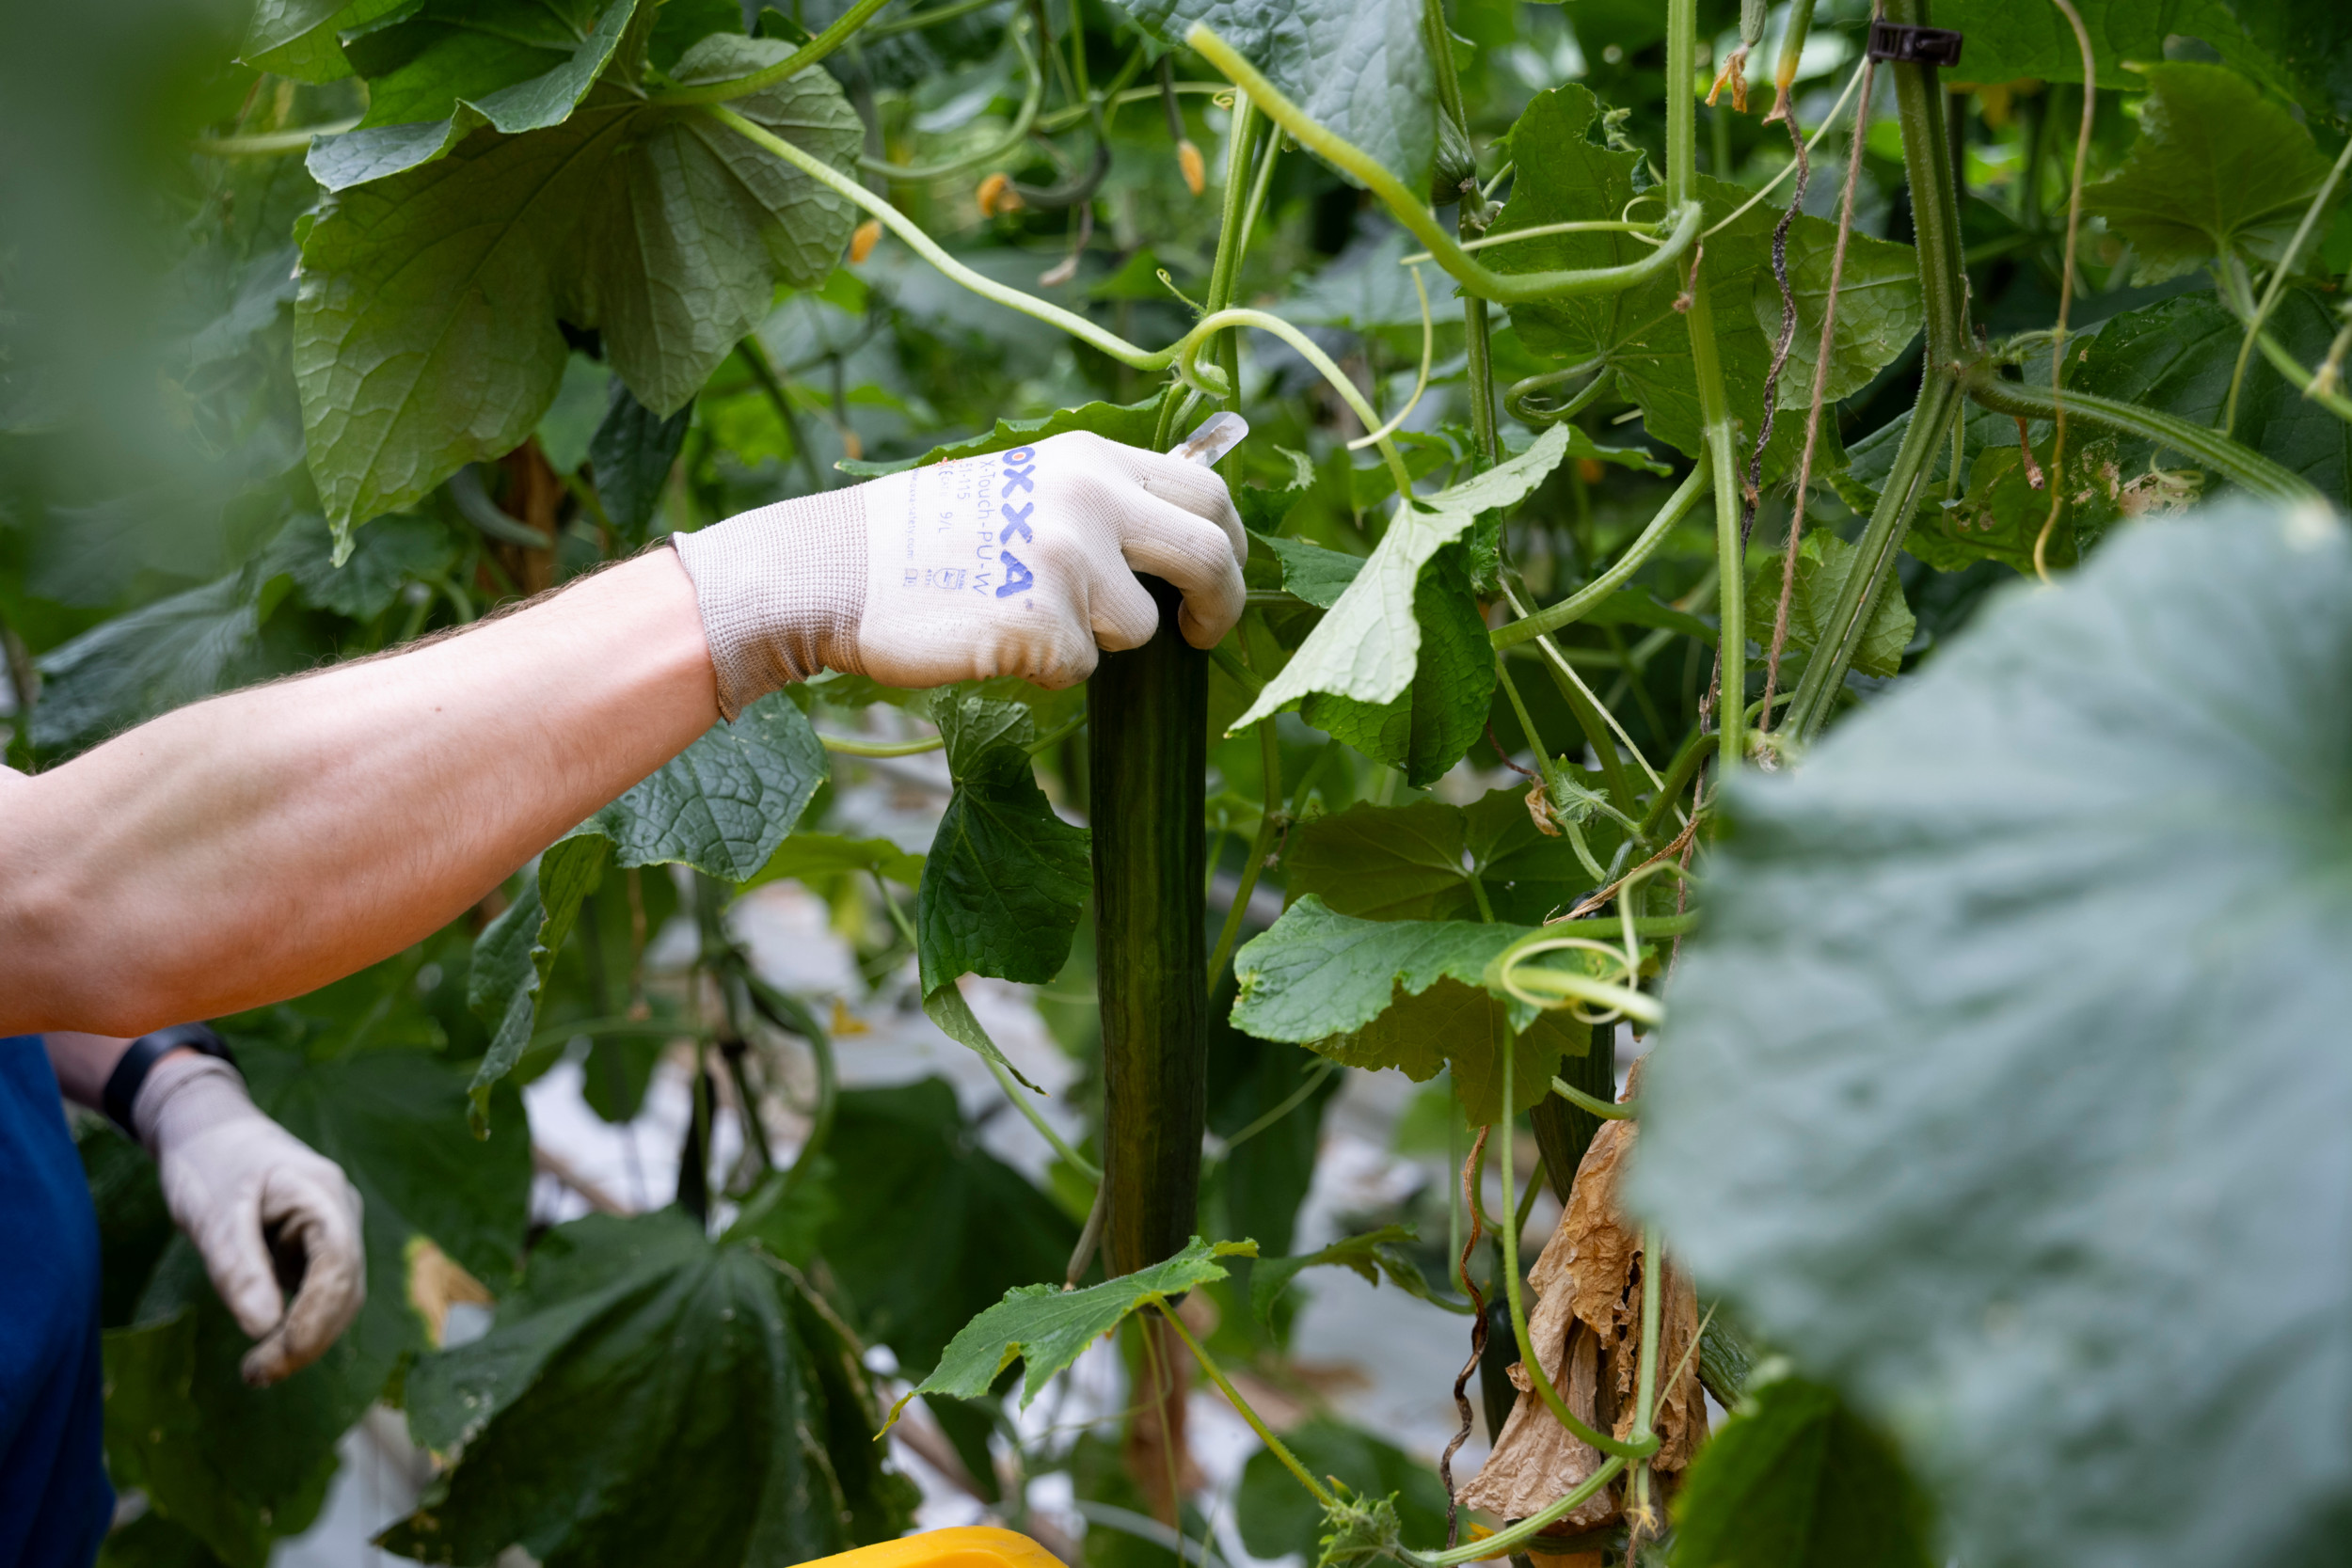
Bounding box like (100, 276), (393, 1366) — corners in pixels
(1089, 575), (1209, 1275)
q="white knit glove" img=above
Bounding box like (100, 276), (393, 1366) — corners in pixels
(671, 430), (1248, 716)
(137, 1053), (366, 1386)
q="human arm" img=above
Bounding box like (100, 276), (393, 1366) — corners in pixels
(1, 549), (720, 1036)
(47, 1029), (364, 1386)
(0, 435), (1244, 1036)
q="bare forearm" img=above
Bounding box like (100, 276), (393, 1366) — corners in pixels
(0, 550), (720, 1035)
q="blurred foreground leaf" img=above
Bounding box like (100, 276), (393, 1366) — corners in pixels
(1638, 501), (2352, 1568)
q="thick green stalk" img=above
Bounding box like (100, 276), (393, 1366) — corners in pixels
(1965, 366), (2318, 502)
(1783, 372), (1962, 738)
(861, 22), (1042, 181)
(1187, 25), (1703, 308)
(1883, 0), (1971, 372)
(1782, 0), (1988, 740)
(1205, 101), (1263, 419)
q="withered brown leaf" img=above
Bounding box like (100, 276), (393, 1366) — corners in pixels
(1457, 1068), (1705, 1536)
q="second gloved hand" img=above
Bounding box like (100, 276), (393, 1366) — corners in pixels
(137, 1053), (366, 1386)
(672, 430), (1248, 715)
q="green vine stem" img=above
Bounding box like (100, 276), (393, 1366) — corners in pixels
(2228, 134), (2352, 428)
(1627, 1221), (1665, 1536)
(1963, 367), (2317, 501)
(860, 21), (1042, 182)
(1206, 719), (1284, 990)
(818, 730), (945, 756)
(712, 105), (1200, 375)
(1493, 458), (1712, 649)
(1502, 362), (1613, 426)
(654, 0), (899, 104)
(1885, 0), (1972, 372)
(1782, 372), (1963, 739)
(1421, 1461), (1628, 1568)
(1202, 97), (1266, 429)
(1552, 1076), (1637, 1120)
(1186, 25), (1705, 308)
(1780, 0), (1984, 739)
(865, 0), (999, 37)
(193, 119), (358, 156)
(1665, 0), (1748, 781)
(711, 109), (1422, 495)
(1154, 1305), (1335, 1507)
(2256, 328), (2352, 423)
(1495, 1038), (1665, 1462)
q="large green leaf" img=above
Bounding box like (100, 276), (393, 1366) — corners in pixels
(309, 0), (644, 189)
(1114, 0), (1436, 194)
(1635, 501), (2352, 1568)
(2081, 62), (2342, 285)
(1232, 425), (1573, 730)
(916, 693), (1091, 991)
(1229, 895), (1589, 1124)
(1236, 1418), (1452, 1563)
(1285, 787), (1609, 925)
(383, 1209), (910, 1566)
(1298, 546), (1495, 787)
(1934, 0), (2185, 87)
(1492, 85), (1919, 481)
(895, 1235), (1255, 1416)
(294, 40), (859, 534)
(1672, 1377), (1935, 1568)
(468, 692), (826, 1114)
(2212, 0), (2352, 120)
(1743, 530), (1916, 683)
(816, 1079), (1080, 1376)
(239, 0), (415, 82)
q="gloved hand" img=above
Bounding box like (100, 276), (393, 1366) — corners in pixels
(136, 1053), (366, 1386)
(672, 430), (1248, 717)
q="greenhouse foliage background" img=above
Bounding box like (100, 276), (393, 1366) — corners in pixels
(3, 0), (2350, 1562)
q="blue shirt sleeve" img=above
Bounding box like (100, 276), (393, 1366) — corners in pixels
(0, 1037), (114, 1568)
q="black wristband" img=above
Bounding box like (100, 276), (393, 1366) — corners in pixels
(102, 1022), (238, 1140)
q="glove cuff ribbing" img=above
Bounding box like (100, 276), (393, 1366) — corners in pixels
(133, 1053), (250, 1157)
(670, 488), (867, 721)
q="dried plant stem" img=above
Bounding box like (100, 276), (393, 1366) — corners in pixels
(1440, 1126), (1494, 1546)
(1762, 54), (1875, 733)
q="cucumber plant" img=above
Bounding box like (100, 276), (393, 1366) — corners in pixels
(7, 0), (2351, 1563)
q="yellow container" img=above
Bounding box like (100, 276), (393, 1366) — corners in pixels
(804, 1528), (1064, 1568)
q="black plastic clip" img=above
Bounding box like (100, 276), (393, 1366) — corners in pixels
(1867, 20), (1964, 68)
